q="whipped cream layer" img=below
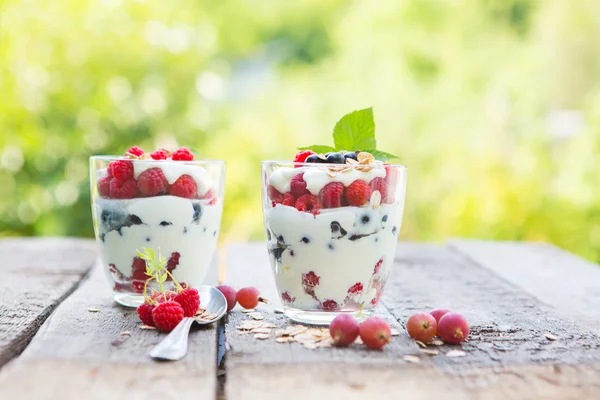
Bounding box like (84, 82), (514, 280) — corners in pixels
(133, 162), (214, 197)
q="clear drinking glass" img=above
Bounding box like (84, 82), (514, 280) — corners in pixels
(90, 156), (225, 307)
(262, 159), (407, 324)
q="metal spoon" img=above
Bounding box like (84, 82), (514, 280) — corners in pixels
(150, 285), (227, 361)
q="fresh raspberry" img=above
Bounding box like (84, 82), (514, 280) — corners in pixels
(281, 291), (296, 304)
(168, 174), (197, 198)
(373, 258), (383, 275)
(321, 300), (339, 311)
(290, 173), (309, 197)
(150, 149), (169, 160)
(131, 257), (147, 282)
(166, 252), (180, 274)
(125, 146), (145, 157)
(174, 288), (200, 317)
(171, 147), (194, 161)
(370, 177), (388, 203)
(108, 160), (134, 181)
(109, 178), (137, 199)
(348, 282), (363, 294)
(282, 193), (297, 206)
(319, 182), (345, 208)
(98, 176), (112, 197)
(137, 167), (168, 196)
(137, 303), (155, 326)
(295, 194), (320, 214)
(346, 180), (372, 206)
(267, 185), (284, 204)
(301, 271), (320, 292)
(293, 150), (315, 165)
(152, 301), (185, 332)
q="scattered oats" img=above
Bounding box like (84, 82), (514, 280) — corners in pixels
(251, 327), (273, 335)
(403, 355), (420, 363)
(446, 350), (466, 358)
(241, 309), (255, 313)
(390, 328), (401, 336)
(275, 329), (286, 337)
(415, 340), (427, 348)
(545, 333), (558, 341)
(274, 308), (284, 314)
(326, 169), (337, 178)
(304, 342), (318, 350)
(370, 190), (382, 208)
(421, 349), (439, 355)
(238, 320), (264, 330)
(429, 340), (444, 346)
(87, 308), (100, 313)
(356, 166), (374, 172)
(294, 333), (318, 343)
(120, 331), (132, 336)
(276, 337), (291, 343)
(355, 336), (364, 345)
(285, 325), (308, 336)
(261, 322), (277, 328)
(248, 312), (264, 320)
(254, 333), (270, 340)
(316, 339), (333, 348)
(138, 324), (156, 330)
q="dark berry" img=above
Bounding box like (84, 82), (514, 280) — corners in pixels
(344, 152), (358, 161)
(326, 152), (345, 164)
(305, 154), (325, 164)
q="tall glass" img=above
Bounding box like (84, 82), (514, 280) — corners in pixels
(262, 159), (407, 324)
(90, 156), (225, 307)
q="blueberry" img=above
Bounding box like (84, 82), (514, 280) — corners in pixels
(328, 243), (334, 250)
(266, 230), (272, 241)
(344, 152), (358, 161)
(213, 230), (217, 237)
(301, 237), (310, 244)
(146, 237), (151, 242)
(305, 154), (324, 164)
(183, 227), (188, 234)
(192, 203), (202, 224)
(160, 221), (172, 226)
(100, 233), (105, 242)
(382, 215), (388, 223)
(330, 221), (347, 238)
(326, 152), (345, 164)
(392, 226), (398, 234)
(361, 215), (370, 224)
(290, 250), (295, 257)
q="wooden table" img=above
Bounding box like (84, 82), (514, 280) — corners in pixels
(1, 238), (599, 399)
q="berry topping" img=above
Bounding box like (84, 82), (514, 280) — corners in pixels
(125, 146), (145, 157)
(237, 287), (267, 309)
(319, 182), (344, 209)
(137, 303), (155, 326)
(108, 160), (134, 181)
(329, 314), (359, 347)
(359, 316), (391, 350)
(281, 291), (296, 304)
(301, 271), (320, 293)
(168, 174), (197, 198)
(137, 167), (168, 196)
(305, 154), (326, 163)
(150, 149), (169, 160)
(344, 152), (358, 161)
(293, 150), (315, 164)
(109, 178), (137, 199)
(347, 282), (363, 295)
(346, 179), (372, 206)
(98, 175), (112, 198)
(295, 194), (320, 214)
(373, 258), (383, 275)
(406, 313), (437, 343)
(282, 193), (297, 207)
(290, 173), (308, 197)
(152, 301), (185, 332)
(268, 185), (284, 204)
(166, 252), (180, 274)
(370, 177), (388, 203)
(171, 146), (194, 161)
(174, 287), (200, 317)
(325, 152), (345, 164)
(217, 285), (237, 312)
(321, 299), (339, 311)
(437, 312), (470, 344)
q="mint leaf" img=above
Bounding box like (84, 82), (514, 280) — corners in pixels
(332, 108), (376, 151)
(297, 145), (336, 154)
(363, 149), (399, 162)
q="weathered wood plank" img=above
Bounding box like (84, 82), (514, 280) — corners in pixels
(0, 238), (97, 369)
(0, 260), (218, 400)
(223, 242), (600, 400)
(448, 239), (600, 327)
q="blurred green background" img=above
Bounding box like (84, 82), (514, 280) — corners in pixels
(1, 0), (599, 262)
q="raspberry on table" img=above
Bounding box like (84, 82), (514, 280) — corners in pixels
(137, 167), (168, 196)
(282, 193), (297, 206)
(319, 182), (345, 208)
(293, 150), (315, 164)
(152, 301), (185, 332)
(346, 179), (372, 206)
(321, 299), (339, 311)
(347, 282), (363, 294)
(267, 185), (284, 204)
(108, 160), (134, 181)
(168, 174), (197, 198)
(136, 303), (155, 326)
(109, 178), (137, 199)
(171, 147), (194, 161)
(295, 194), (320, 214)
(125, 146), (145, 157)
(150, 149), (169, 160)
(98, 176), (112, 198)
(174, 287), (200, 317)
(290, 173), (309, 197)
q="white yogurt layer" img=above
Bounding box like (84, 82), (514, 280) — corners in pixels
(133, 162), (214, 197)
(264, 203), (402, 311)
(94, 195), (222, 288)
(269, 163), (385, 195)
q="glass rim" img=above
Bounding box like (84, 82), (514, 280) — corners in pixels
(261, 160), (407, 169)
(89, 155), (225, 165)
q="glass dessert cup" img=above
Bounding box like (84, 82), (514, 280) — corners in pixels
(90, 156), (225, 307)
(262, 160), (407, 325)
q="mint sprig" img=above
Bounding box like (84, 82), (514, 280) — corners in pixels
(298, 107), (399, 161)
(137, 247), (182, 303)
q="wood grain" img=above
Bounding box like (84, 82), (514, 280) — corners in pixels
(0, 238), (97, 369)
(0, 261), (218, 400)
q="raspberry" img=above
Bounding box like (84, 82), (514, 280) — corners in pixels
(168, 174), (197, 198)
(137, 303), (155, 326)
(108, 160), (134, 181)
(152, 301), (185, 332)
(370, 177), (388, 203)
(301, 271), (320, 294)
(281, 291), (295, 304)
(137, 167), (168, 196)
(290, 173), (309, 197)
(151, 291), (176, 303)
(109, 178), (137, 199)
(348, 282), (363, 294)
(98, 176), (112, 198)
(346, 180), (371, 206)
(171, 147), (194, 161)
(282, 193), (297, 206)
(174, 288), (200, 317)
(373, 258), (383, 275)
(321, 299), (339, 311)
(125, 146), (145, 157)
(166, 252), (180, 273)
(267, 185), (284, 204)
(150, 149), (169, 160)
(319, 182), (345, 208)
(295, 194), (320, 214)
(293, 150), (315, 164)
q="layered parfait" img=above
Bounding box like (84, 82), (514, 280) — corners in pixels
(262, 108), (406, 323)
(90, 146), (224, 306)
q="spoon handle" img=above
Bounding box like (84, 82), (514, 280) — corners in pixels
(149, 317), (195, 361)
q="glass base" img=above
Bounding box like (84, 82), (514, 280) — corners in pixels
(113, 293), (144, 308)
(283, 307), (374, 325)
